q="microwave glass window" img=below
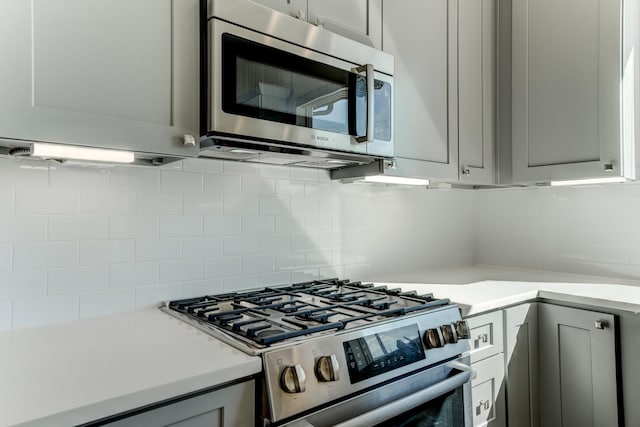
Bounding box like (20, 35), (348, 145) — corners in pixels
(222, 33), (391, 142)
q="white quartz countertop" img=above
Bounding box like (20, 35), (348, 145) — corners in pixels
(376, 280), (640, 317)
(0, 308), (262, 427)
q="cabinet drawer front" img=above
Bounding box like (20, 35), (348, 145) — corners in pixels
(472, 353), (506, 427)
(466, 311), (504, 363)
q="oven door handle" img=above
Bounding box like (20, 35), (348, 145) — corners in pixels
(332, 361), (475, 427)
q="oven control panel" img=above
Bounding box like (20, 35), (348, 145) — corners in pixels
(262, 305), (471, 423)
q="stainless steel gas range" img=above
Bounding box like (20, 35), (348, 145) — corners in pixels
(162, 279), (474, 426)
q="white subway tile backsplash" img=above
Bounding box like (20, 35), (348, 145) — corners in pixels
(223, 196), (259, 215)
(224, 274), (259, 292)
(276, 252), (306, 270)
(160, 171), (203, 194)
(291, 233), (319, 251)
(0, 158), (49, 188)
(183, 236), (223, 258)
(291, 269), (320, 283)
(259, 271), (291, 286)
(109, 215), (158, 239)
(79, 288), (135, 319)
(224, 235), (259, 256)
(136, 193), (182, 215)
(0, 244), (12, 271)
(48, 215), (108, 241)
(160, 259), (203, 283)
(0, 188), (14, 214)
(183, 194), (223, 215)
(50, 165), (109, 189)
(304, 215), (332, 232)
(204, 216), (242, 235)
(159, 215), (203, 237)
(318, 198), (340, 215)
(0, 301), (11, 330)
(204, 256), (242, 278)
(242, 176), (275, 196)
(243, 216), (275, 235)
(135, 283), (183, 308)
(14, 188), (77, 214)
(306, 250), (332, 268)
(276, 216), (304, 234)
(260, 235), (291, 254)
(80, 239), (135, 265)
(242, 254), (275, 274)
(79, 190), (135, 215)
(305, 182), (332, 197)
(136, 238), (182, 261)
(224, 161), (259, 176)
(14, 242), (78, 270)
(0, 270), (46, 299)
(12, 294), (79, 329)
(182, 158), (224, 174)
(291, 197), (319, 215)
(290, 167), (318, 181)
(276, 179), (305, 196)
(260, 196), (290, 216)
(109, 262), (158, 288)
(109, 166), (160, 192)
(0, 215), (47, 242)
(48, 266), (108, 295)
(203, 174), (242, 195)
(182, 279), (223, 298)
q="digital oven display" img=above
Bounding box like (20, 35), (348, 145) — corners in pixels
(343, 324), (426, 383)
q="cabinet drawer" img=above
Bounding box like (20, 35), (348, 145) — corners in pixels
(472, 353), (506, 427)
(465, 311), (503, 363)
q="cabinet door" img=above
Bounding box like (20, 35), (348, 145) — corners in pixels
(382, 0), (459, 181)
(472, 353), (506, 427)
(104, 380), (255, 427)
(458, 0), (494, 185)
(307, 0), (382, 49)
(539, 304), (618, 427)
(0, 0), (199, 158)
(250, 0), (307, 19)
(511, 0), (623, 183)
(505, 304), (539, 427)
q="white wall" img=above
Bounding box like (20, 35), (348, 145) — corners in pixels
(475, 183), (640, 280)
(0, 156), (475, 330)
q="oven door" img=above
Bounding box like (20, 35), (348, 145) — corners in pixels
(208, 19), (393, 158)
(279, 357), (474, 427)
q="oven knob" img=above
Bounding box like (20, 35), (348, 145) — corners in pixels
(424, 328), (445, 348)
(455, 320), (471, 340)
(280, 364), (306, 394)
(441, 324), (459, 344)
(315, 354), (340, 382)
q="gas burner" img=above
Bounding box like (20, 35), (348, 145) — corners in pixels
(164, 278), (452, 348)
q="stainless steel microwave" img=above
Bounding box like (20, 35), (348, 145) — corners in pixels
(199, 0), (394, 170)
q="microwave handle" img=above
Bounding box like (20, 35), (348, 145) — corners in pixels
(353, 64), (374, 144)
(331, 361), (474, 427)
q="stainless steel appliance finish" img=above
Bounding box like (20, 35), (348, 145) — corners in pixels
(200, 0), (394, 171)
(162, 279), (473, 426)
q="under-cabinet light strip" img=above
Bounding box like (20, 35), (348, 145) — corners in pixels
(362, 175), (430, 186)
(549, 177), (627, 187)
(31, 143), (135, 164)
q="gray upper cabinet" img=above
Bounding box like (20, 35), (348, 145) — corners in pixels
(252, 0), (382, 49)
(510, 0), (639, 184)
(458, 0), (495, 185)
(382, 0), (459, 182)
(0, 0), (199, 158)
(539, 304), (619, 427)
(307, 0), (382, 49)
(382, 0), (494, 185)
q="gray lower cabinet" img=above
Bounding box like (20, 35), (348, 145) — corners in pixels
(465, 311), (506, 427)
(538, 304), (618, 427)
(504, 303), (538, 427)
(0, 0), (199, 158)
(103, 380), (255, 427)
